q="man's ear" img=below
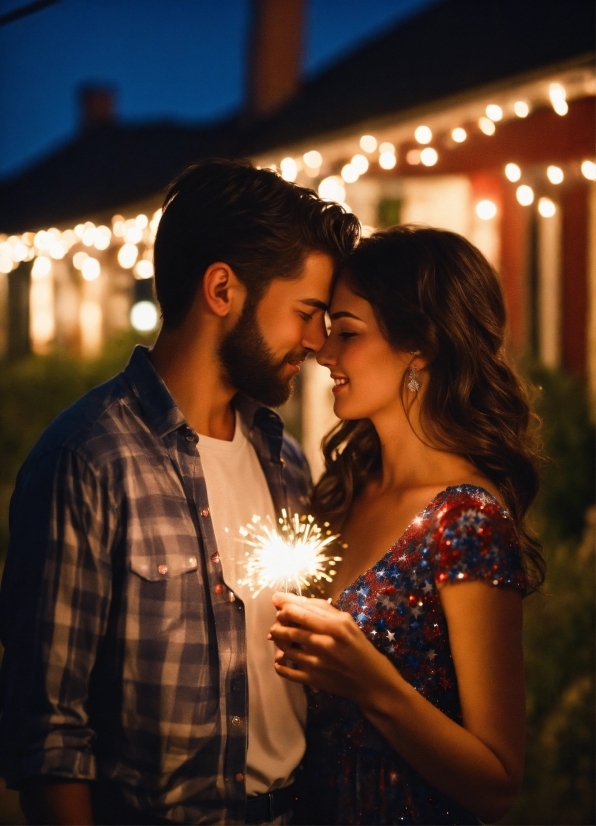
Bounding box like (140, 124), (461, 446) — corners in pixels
(202, 262), (245, 318)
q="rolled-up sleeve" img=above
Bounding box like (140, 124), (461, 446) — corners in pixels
(0, 446), (116, 786)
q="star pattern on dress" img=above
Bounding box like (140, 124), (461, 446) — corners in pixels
(310, 486), (527, 824)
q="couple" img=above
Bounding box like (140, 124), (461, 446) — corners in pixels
(0, 159), (543, 826)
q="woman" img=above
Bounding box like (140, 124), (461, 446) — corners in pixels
(269, 226), (544, 825)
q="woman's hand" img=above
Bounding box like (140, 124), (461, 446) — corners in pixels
(269, 592), (393, 701)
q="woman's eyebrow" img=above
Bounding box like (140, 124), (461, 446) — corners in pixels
(329, 310), (363, 321)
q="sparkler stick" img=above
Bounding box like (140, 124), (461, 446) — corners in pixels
(237, 509), (342, 598)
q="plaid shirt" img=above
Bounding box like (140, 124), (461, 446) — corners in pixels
(0, 346), (311, 824)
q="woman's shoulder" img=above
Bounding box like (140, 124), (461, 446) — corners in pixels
(424, 484), (526, 591)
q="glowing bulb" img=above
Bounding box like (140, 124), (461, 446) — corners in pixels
(549, 84), (568, 116)
(118, 243), (138, 269)
(478, 117), (496, 136)
(546, 165), (564, 184)
(476, 200), (497, 220)
(11, 242), (28, 262)
(514, 100), (530, 118)
(48, 241), (66, 260)
(516, 185), (534, 206)
(318, 176), (346, 202)
(303, 150), (322, 169)
(73, 251), (88, 270)
(486, 104), (503, 121)
(134, 259), (154, 279)
(420, 147), (438, 166)
(280, 157), (297, 182)
(452, 127), (467, 143)
(538, 197), (556, 218)
(74, 224), (85, 238)
(130, 301), (159, 332)
(581, 160), (596, 180)
(112, 220), (125, 238)
(136, 214), (148, 229)
(414, 125), (432, 144)
(379, 151), (397, 170)
(34, 230), (51, 250)
(82, 226), (96, 247)
(505, 163), (522, 182)
(124, 225), (142, 244)
(31, 255), (51, 278)
(81, 257), (100, 281)
(351, 154), (369, 175)
(406, 149), (421, 165)
(341, 164), (359, 184)
(360, 135), (377, 153)
(94, 225), (111, 250)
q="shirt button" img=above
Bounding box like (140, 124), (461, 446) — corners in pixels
(158, 564), (168, 575)
(231, 715), (242, 726)
(214, 583), (224, 595)
(185, 433), (194, 442)
(211, 553), (220, 564)
(235, 773), (244, 782)
(227, 590), (236, 602)
(201, 509), (210, 518)
(188, 557), (197, 566)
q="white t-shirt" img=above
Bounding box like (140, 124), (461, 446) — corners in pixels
(197, 412), (307, 796)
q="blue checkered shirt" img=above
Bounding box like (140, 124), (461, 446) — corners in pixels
(0, 346), (311, 824)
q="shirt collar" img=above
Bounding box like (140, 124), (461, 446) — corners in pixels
(123, 345), (285, 444)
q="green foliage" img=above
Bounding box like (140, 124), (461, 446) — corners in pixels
(499, 366), (595, 825)
(0, 331), (155, 561)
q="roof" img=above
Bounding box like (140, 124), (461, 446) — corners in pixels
(1, 0), (593, 233)
(244, 0), (595, 153)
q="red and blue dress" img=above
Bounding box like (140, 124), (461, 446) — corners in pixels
(297, 485), (526, 825)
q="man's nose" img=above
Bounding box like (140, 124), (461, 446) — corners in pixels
(303, 315), (328, 354)
(315, 334), (335, 367)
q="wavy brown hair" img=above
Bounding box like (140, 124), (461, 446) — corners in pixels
(311, 225), (545, 594)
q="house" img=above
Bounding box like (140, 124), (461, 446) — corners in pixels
(0, 0), (593, 473)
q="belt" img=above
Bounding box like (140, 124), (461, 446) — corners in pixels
(245, 783), (296, 824)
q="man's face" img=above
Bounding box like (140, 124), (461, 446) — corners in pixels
(219, 252), (335, 406)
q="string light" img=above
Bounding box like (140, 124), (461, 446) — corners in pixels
(581, 160), (596, 180)
(476, 200), (497, 220)
(420, 147), (438, 166)
(452, 127), (467, 143)
(359, 135), (377, 153)
(538, 197), (557, 218)
(516, 185), (534, 206)
(486, 104), (503, 121)
(514, 100), (530, 117)
(505, 163), (522, 182)
(478, 117), (496, 135)
(546, 165), (564, 184)
(414, 125), (432, 144)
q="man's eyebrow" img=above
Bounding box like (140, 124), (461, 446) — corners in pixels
(329, 310), (363, 321)
(299, 298), (328, 312)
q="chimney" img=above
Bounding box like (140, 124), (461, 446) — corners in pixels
(79, 85), (115, 131)
(246, 0), (305, 118)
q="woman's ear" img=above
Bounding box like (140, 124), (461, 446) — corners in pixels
(202, 262), (245, 318)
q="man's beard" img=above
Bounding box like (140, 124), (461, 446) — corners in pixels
(218, 298), (308, 407)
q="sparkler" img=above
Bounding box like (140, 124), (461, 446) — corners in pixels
(237, 509), (342, 598)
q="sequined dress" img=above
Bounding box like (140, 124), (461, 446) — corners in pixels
(297, 485), (526, 826)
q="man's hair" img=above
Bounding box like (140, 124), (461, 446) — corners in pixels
(153, 158), (361, 328)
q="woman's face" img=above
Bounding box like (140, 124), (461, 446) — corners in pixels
(317, 277), (413, 421)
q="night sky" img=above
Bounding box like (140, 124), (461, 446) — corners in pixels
(0, 0), (436, 179)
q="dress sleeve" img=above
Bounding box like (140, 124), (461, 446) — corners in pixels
(428, 492), (526, 592)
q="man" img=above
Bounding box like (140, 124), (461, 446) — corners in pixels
(0, 158), (359, 825)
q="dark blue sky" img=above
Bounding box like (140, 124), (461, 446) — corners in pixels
(0, 0), (435, 179)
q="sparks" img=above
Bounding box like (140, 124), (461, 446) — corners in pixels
(237, 509), (342, 598)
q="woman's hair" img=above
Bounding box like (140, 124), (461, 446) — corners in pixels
(311, 224), (545, 594)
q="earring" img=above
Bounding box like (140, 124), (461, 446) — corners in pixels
(407, 365), (421, 392)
